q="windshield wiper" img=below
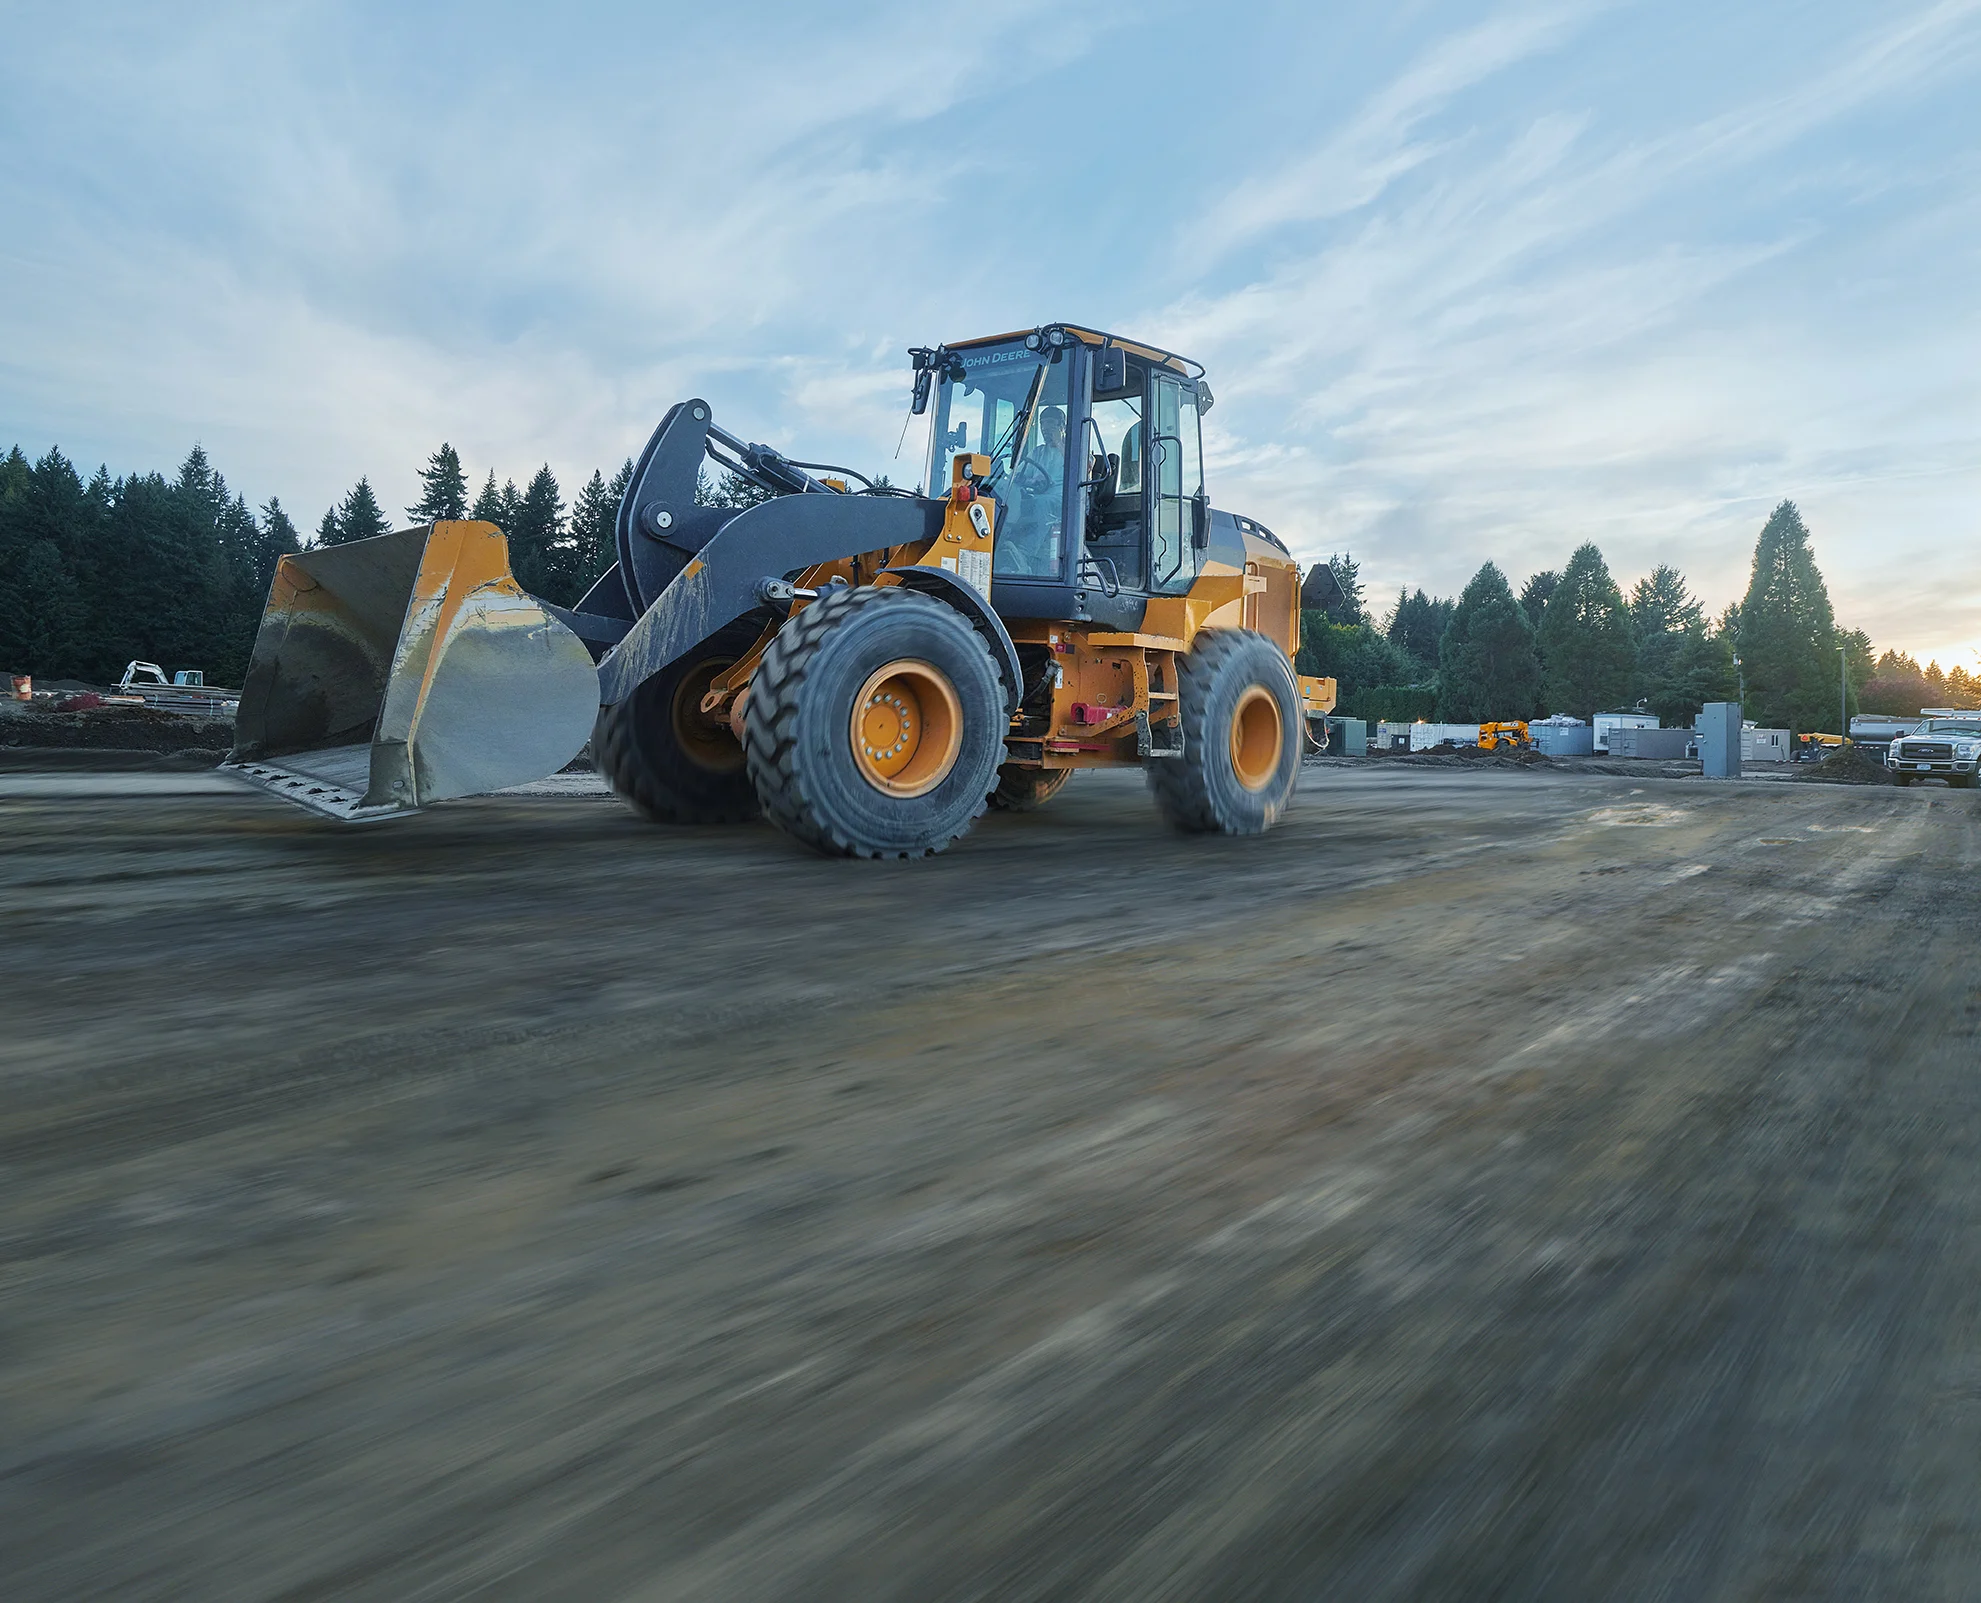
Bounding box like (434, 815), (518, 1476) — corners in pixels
(984, 361), (1052, 491)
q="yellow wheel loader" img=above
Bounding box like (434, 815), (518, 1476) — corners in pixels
(226, 324), (1335, 857)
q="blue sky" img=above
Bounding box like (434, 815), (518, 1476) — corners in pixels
(4, 0), (1978, 665)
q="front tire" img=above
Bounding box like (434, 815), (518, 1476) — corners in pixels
(1148, 629), (1300, 835)
(594, 621), (760, 824)
(744, 585), (1007, 858)
(989, 765), (1072, 812)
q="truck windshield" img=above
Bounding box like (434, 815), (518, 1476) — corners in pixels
(927, 342), (1071, 579)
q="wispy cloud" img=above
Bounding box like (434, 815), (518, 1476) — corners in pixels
(3, 0), (1979, 662)
(1156, 2), (1981, 660)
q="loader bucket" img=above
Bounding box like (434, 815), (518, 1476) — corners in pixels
(224, 521), (598, 820)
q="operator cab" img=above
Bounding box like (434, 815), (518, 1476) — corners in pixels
(913, 324), (1235, 629)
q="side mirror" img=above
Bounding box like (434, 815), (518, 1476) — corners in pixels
(1196, 380), (1214, 413)
(1192, 491), (1211, 549)
(1093, 346), (1131, 394)
(912, 368), (933, 416)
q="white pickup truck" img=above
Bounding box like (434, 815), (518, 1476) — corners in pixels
(1887, 714), (1981, 788)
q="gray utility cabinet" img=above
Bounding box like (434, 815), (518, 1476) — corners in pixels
(1698, 703), (1742, 778)
(1325, 717), (1367, 756)
(1609, 726), (1694, 760)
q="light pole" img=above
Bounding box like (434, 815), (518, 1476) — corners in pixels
(1839, 645), (1848, 745)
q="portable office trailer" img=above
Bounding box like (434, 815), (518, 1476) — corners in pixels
(1592, 711), (1659, 753)
(1742, 727), (1792, 763)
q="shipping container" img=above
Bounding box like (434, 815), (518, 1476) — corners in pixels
(1531, 717), (1594, 757)
(1608, 726), (1694, 760)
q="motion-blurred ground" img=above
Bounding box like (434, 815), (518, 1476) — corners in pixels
(3, 764), (1976, 1600)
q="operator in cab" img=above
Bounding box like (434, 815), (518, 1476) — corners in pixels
(995, 404), (1067, 577)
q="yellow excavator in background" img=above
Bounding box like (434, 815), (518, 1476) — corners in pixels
(225, 323), (1334, 857)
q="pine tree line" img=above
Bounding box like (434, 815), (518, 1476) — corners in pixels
(0, 444), (301, 686)
(1297, 501), (1926, 733)
(5, 442), (1957, 733)
(312, 444), (639, 613)
(2, 438), (876, 688)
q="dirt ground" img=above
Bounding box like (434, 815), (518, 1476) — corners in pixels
(2, 761), (1977, 1601)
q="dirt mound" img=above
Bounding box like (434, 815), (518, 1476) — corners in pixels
(1, 701), (234, 754)
(1364, 746), (1556, 771)
(1795, 744), (1895, 785)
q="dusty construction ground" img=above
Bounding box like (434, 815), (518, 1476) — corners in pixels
(3, 764), (1978, 1600)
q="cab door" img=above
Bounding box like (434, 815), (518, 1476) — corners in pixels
(1149, 373), (1204, 594)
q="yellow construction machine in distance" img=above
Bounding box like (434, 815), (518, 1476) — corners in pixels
(227, 323), (1334, 856)
(1477, 720), (1531, 752)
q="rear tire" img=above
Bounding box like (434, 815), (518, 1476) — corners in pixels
(745, 585), (1006, 858)
(989, 765), (1072, 812)
(593, 621), (761, 824)
(1148, 629), (1300, 835)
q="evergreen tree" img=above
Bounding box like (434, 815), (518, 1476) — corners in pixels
(1539, 542), (1636, 718)
(1738, 499), (1840, 732)
(1436, 561), (1542, 720)
(1629, 563), (1704, 712)
(1384, 588), (1453, 677)
(0, 541), (83, 674)
(257, 499), (301, 583)
(324, 478), (390, 546)
(1652, 626), (1739, 724)
(1519, 570), (1559, 623)
(470, 471), (507, 524)
(509, 464), (579, 602)
(407, 443), (468, 523)
(569, 469), (616, 591)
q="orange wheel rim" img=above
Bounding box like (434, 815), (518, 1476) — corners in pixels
(1230, 685), (1283, 791)
(851, 659), (964, 797)
(671, 658), (744, 773)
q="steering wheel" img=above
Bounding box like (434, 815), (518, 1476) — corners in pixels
(1012, 455), (1053, 496)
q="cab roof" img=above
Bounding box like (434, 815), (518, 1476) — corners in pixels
(946, 324), (1204, 379)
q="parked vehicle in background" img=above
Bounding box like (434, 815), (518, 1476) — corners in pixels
(1887, 714), (1981, 788)
(1849, 713), (1921, 763)
(115, 661), (239, 716)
